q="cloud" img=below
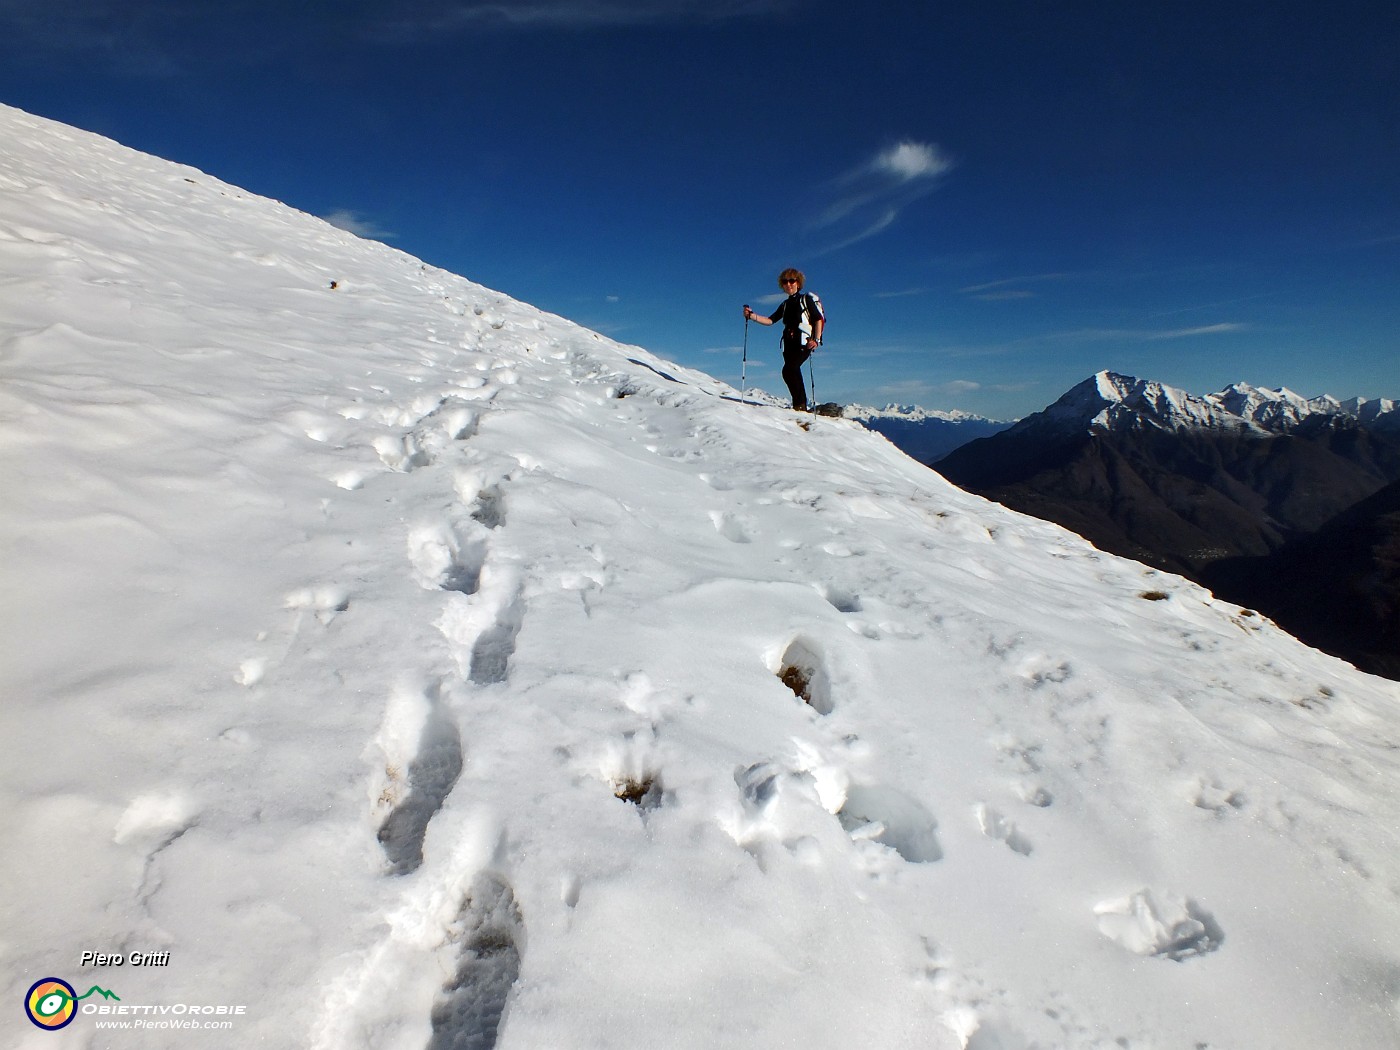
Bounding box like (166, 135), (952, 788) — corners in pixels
(374, 0), (794, 34)
(0, 0), (298, 73)
(1056, 323), (1246, 342)
(1146, 323), (1245, 340)
(969, 289), (1036, 302)
(959, 273), (1075, 301)
(874, 141), (951, 181)
(0, 0), (177, 72)
(322, 210), (395, 240)
(1148, 293), (1274, 318)
(810, 140), (953, 254)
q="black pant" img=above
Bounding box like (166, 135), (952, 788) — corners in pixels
(781, 330), (811, 410)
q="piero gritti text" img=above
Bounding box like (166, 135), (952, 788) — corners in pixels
(81, 950), (171, 967)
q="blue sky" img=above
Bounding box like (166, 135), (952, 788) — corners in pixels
(2, 0), (1396, 419)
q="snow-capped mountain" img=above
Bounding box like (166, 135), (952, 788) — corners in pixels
(1021, 369), (1400, 438)
(844, 403), (1013, 463)
(937, 370), (1400, 674)
(5, 105), (1400, 1050)
(845, 403), (999, 423)
(1030, 371), (1242, 433)
(1342, 394), (1400, 428)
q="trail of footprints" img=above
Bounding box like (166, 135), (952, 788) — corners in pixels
(697, 478), (1230, 982)
(394, 466), (532, 1047)
(352, 382), (532, 1049)
(744, 598), (1225, 978)
(314, 359), (1233, 1046)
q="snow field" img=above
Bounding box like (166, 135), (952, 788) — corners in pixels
(3, 104), (1400, 1050)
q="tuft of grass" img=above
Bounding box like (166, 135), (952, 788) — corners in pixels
(779, 665), (813, 704)
(1139, 590), (1171, 601)
(613, 774), (659, 807)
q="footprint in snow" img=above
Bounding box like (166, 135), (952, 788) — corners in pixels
(1018, 782), (1054, 808)
(1191, 778), (1246, 816)
(433, 564), (526, 685)
(408, 522), (488, 595)
(469, 483), (506, 530)
(1094, 889), (1223, 961)
(374, 680), (464, 877)
(369, 396), (484, 475)
(422, 397), (482, 442)
(430, 873), (524, 1050)
(284, 585), (350, 625)
(373, 431), (432, 473)
(468, 585), (525, 686)
(451, 466), (512, 530)
(709, 510), (754, 543)
(837, 784), (943, 864)
(817, 583), (863, 614)
(977, 804), (1033, 856)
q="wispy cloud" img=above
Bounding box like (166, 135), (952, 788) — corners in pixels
(1057, 323), (1246, 342)
(959, 272), (1075, 301)
(968, 289), (1036, 302)
(374, 0), (794, 35)
(0, 0), (178, 72)
(942, 379), (982, 395)
(0, 0), (297, 74)
(1144, 323), (1246, 340)
(810, 140), (953, 254)
(322, 210), (395, 241)
(1148, 293), (1275, 318)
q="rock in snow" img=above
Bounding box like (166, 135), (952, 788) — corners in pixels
(3, 104), (1400, 1049)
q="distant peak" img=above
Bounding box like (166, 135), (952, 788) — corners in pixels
(1029, 372), (1243, 436)
(1020, 372), (1400, 438)
(1090, 370), (1137, 400)
(843, 403), (1008, 424)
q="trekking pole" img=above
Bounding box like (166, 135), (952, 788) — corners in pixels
(741, 310), (750, 406)
(806, 346), (816, 410)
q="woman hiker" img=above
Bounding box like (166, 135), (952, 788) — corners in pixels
(744, 268), (824, 411)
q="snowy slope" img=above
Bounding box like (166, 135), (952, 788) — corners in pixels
(4, 105), (1400, 1050)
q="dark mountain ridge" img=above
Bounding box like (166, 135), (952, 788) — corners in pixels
(934, 371), (1400, 676)
(1203, 479), (1400, 679)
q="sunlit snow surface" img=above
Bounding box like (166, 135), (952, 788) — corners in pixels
(3, 104), (1400, 1050)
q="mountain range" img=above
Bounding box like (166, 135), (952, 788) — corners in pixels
(843, 403), (1012, 463)
(934, 370), (1400, 677)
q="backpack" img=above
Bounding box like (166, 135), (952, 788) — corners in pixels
(783, 291), (825, 338)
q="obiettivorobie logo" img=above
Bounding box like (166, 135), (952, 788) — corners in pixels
(25, 978), (120, 1030)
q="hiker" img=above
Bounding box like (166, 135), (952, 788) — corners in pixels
(744, 268), (824, 411)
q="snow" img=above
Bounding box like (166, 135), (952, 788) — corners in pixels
(4, 104), (1400, 1050)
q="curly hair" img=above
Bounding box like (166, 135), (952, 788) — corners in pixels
(777, 268), (805, 291)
